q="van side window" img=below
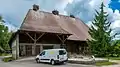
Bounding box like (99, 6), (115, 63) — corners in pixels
(59, 50), (66, 55)
(40, 51), (46, 56)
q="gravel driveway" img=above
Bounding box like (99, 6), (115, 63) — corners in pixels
(0, 57), (96, 67)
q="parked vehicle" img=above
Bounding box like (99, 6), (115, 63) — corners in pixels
(35, 49), (68, 65)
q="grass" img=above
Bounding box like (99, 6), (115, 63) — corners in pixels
(107, 57), (120, 60)
(2, 57), (15, 62)
(96, 61), (117, 66)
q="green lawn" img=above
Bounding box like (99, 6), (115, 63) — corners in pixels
(108, 57), (120, 60)
(96, 61), (117, 66)
(97, 57), (120, 60)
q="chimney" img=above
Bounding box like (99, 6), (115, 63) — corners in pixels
(33, 4), (39, 11)
(70, 15), (75, 18)
(52, 10), (59, 15)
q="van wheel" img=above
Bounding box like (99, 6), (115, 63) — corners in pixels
(51, 59), (55, 65)
(36, 58), (40, 63)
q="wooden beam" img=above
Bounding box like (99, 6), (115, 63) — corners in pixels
(56, 35), (64, 43)
(57, 35), (69, 44)
(36, 33), (45, 41)
(63, 38), (67, 43)
(25, 32), (35, 41)
(63, 35), (69, 43)
(35, 33), (36, 41)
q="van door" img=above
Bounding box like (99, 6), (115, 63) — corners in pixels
(39, 51), (50, 62)
(59, 50), (67, 61)
(39, 51), (46, 62)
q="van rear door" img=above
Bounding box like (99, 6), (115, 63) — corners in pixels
(59, 50), (67, 61)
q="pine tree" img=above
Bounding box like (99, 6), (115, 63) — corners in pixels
(87, 2), (112, 57)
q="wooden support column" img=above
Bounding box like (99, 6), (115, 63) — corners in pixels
(26, 32), (45, 56)
(23, 45), (26, 56)
(32, 33), (36, 56)
(40, 45), (43, 53)
(16, 34), (19, 59)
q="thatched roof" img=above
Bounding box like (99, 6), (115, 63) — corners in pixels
(20, 9), (90, 41)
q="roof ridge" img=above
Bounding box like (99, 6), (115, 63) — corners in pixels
(29, 9), (78, 20)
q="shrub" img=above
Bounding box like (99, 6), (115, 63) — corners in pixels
(2, 57), (15, 62)
(0, 53), (11, 56)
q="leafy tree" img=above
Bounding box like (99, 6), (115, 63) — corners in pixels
(87, 3), (113, 57)
(0, 16), (11, 53)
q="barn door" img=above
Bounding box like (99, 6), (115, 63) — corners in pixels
(26, 45), (32, 56)
(35, 45), (40, 55)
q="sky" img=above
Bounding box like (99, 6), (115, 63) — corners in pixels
(0, 0), (120, 39)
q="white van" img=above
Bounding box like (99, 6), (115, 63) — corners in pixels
(35, 49), (68, 65)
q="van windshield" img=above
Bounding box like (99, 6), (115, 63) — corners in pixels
(59, 50), (66, 55)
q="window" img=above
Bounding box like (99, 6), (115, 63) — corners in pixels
(40, 51), (46, 56)
(59, 50), (66, 55)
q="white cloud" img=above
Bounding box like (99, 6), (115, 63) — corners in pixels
(112, 10), (120, 21)
(64, 0), (120, 39)
(119, 0), (120, 3)
(0, 0), (73, 30)
(5, 23), (17, 32)
(0, 0), (120, 39)
(110, 10), (120, 38)
(37, 0), (73, 15)
(0, 0), (73, 28)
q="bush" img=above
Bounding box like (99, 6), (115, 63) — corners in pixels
(2, 57), (15, 62)
(0, 53), (11, 56)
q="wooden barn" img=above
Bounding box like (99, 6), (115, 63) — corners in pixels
(9, 5), (90, 59)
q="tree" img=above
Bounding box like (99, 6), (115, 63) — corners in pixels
(0, 16), (11, 53)
(111, 40), (120, 57)
(87, 2), (113, 57)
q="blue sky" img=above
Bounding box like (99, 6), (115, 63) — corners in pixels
(109, 0), (120, 11)
(0, 0), (120, 39)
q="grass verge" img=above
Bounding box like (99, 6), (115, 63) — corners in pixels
(2, 57), (15, 62)
(96, 61), (117, 66)
(108, 57), (120, 60)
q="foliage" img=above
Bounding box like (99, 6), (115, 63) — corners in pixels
(2, 57), (15, 62)
(0, 53), (11, 56)
(87, 3), (114, 57)
(0, 16), (12, 53)
(109, 40), (120, 57)
(96, 61), (117, 66)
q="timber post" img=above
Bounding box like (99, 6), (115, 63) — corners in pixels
(32, 33), (36, 56)
(26, 32), (45, 56)
(16, 34), (19, 59)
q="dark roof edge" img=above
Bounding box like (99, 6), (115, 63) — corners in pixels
(19, 9), (31, 29)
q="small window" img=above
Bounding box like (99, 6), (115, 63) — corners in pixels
(40, 51), (46, 56)
(59, 50), (66, 55)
